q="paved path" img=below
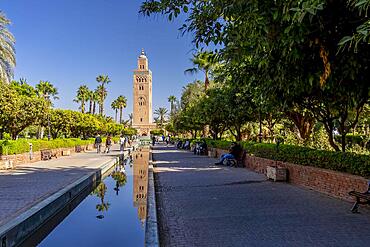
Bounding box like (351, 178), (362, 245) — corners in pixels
(153, 145), (370, 247)
(0, 145), (122, 227)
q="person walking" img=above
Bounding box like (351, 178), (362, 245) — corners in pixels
(105, 135), (112, 153)
(95, 134), (102, 153)
(119, 135), (125, 152)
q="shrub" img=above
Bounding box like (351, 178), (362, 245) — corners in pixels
(206, 140), (370, 178)
(0, 138), (94, 155)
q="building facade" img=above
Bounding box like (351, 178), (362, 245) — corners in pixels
(132, 49), (156, 136)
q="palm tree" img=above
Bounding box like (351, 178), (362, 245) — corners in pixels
(91, 90), (99, 115)
(96, 75), (111, 115)
(74, 85), (90, 113)
(93, 182), (110, 218)
(0, 12), (16, 84)
(154, 107), (168, 128)
(116, 95), (127, 124)
(111, 99), (119, 122)
(35, 80), (58, 140)
(168, 95), (177, 115)
(184, 51), (216, 90)
(95, 85), (107, 116)
(35, 80), (59, 103)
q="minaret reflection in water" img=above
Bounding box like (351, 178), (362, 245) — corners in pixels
(132, 147), (149, 226)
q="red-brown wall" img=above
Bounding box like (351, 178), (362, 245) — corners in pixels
(0, 144), (95, 170)
(210, 147), (368, 202)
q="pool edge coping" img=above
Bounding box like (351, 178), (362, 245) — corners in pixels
(0, 155), (120, 247)
(145, 146), (160, 247)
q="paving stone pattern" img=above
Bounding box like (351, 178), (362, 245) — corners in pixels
(153, 146), (370, 247)
(0, 146), (120, 227)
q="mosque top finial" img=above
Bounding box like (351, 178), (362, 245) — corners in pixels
(139, 48), (146, 58)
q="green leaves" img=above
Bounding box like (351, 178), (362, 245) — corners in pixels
(207, 140), (370, 178)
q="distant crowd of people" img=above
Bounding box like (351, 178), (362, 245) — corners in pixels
(94, 134), (131, 154)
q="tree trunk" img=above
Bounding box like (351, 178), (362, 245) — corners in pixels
(115, 110), (118, 122)
(89, 100), (93, 113)
(285, 111), (315, 141)
(81, 101), (85, 114)
(93, 102), (96, 115)
(324, 124), (340, 151)
(204, 71), (209, 90)
(120, 108), (123, 124)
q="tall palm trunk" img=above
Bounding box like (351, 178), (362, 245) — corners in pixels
(119, 108), (123, 124)
(89, 100), (93, 113)
(115, 109), (118, 122)
(93, 101), (96, 115)
(81, 101), (85, 113)
(100, 103), (103, 115)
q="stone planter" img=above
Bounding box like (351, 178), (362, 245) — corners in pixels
(0, 160), (14, 170)
(62, 150), (71, 156)
(266, 166), (287, 182)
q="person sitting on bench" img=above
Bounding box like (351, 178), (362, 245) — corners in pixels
(215, 142), (242, 166)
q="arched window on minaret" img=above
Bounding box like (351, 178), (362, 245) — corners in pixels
(138, 96), (146, 106)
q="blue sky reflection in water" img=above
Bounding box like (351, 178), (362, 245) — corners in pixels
(38, 152), (148, 247)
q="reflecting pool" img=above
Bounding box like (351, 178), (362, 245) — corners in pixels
(22, 148), (150, 247)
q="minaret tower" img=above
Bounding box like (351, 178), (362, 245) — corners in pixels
(132, 49), (155, 136)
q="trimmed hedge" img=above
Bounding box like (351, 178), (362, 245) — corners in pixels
(0, 138), (95, 155)
(205, 140), (370, 178)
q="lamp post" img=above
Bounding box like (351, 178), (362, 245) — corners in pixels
(45, 93), (51, 141)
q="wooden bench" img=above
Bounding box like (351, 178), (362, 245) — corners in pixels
(349, 183), (370, 213)
(41, 149), (52, 160)
(41, 149), (58, 160)
(75, 145), (82, 153)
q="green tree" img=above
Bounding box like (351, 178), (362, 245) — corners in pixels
(74, 85), (90, 113)
(91, 90), (99, 115)
(168, 95), (177, 115)
(93, 182), (110, 216)
(95, 85), (107, 116)
(185, 51), (216, 90)
(48, 109), (74, 138)
(0, 83), (49, 139)
(111, 99), (119, 122)
(116, 95), (127, 124)
(154, 107), (168, 128)
(10, 80), (37, 97)
(0, 12), (16, 84)
(35, 80), (59, 103)
(96, 75), (111, 115)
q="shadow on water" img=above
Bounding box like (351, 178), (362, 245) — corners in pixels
(19, 147), (150, 247)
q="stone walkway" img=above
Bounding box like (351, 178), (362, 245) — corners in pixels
(0, 145), (122, 227)
(153, 145), (370, 247)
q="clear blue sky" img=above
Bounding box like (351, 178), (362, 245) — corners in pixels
(1, 0), (200, 119)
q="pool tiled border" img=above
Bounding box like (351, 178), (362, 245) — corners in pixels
(145, 146), (160, 247)
(0, 157), (119, 247)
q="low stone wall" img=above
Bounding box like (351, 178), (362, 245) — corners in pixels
(0, 144), (95, 170)
(209, 147), (368, 202)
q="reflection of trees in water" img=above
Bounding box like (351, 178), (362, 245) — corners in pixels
(93, 182), (110, 219)
(112, 170), (127, 195)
